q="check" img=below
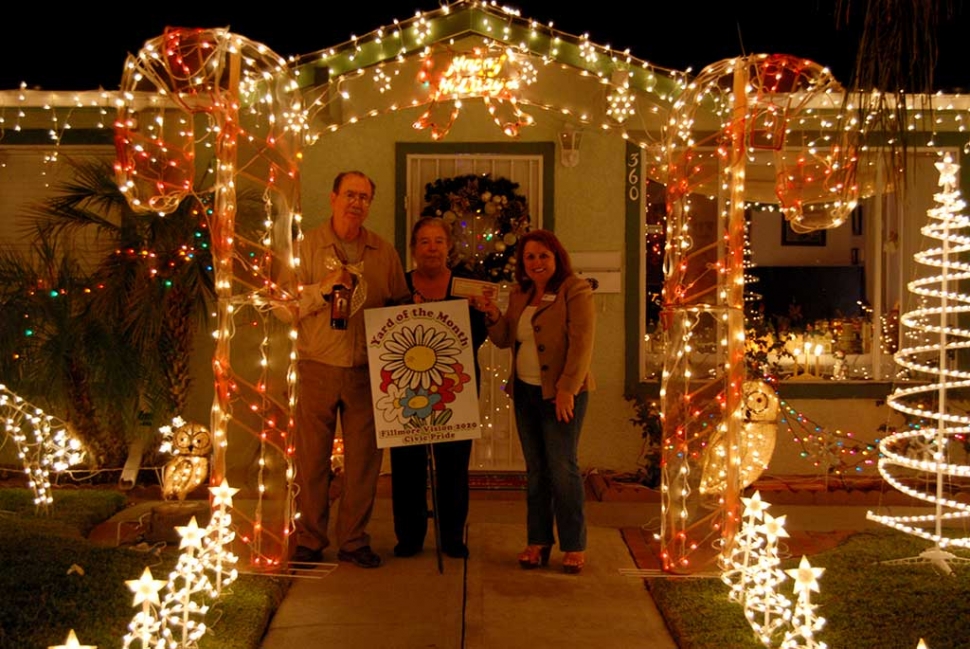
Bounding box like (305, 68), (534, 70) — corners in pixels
(451, 276), (499, 300)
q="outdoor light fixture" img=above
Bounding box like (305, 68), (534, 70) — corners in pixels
(559, 125), (582, 167)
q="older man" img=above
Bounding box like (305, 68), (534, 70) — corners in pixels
(281, 170), (409, 568)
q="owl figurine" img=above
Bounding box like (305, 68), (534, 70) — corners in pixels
(162, 421), (212, 501)
(698, 380), (779, 495)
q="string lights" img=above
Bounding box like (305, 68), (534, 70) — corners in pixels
(114, 27), (304, 570)
(778, 400), (879, 474)
(0, 384), (86, 513)
(659, 53), (862, 574)
(867, 153), (970, 573)
(0, 1), (969, 584)
(721, 491), (827, 648)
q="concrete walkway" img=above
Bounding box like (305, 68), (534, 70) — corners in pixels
(256, 479), (937, 649)
(259, 493), (678, 649)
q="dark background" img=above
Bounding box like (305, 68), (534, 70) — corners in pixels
(750, 266), (866, 324)
(2, 1), (966, 92)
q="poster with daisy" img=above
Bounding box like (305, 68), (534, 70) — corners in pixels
(365, 299), (482, 448)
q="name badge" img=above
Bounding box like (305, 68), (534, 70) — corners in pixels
(541, 293), (556, 302)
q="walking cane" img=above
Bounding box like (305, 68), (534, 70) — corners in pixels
(426, 443), (444, 574)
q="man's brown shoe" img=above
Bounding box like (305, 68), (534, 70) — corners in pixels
(338, 545), (383, 568)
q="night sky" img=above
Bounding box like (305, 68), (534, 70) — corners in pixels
(1, 1), (966, 92)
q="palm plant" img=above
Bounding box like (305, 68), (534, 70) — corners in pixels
(0, 233), (133, 469)
(0, 157), (217, 470)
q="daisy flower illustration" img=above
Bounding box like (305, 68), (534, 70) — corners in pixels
(379, 324), (462, 390)
(376, 383), (405, 422)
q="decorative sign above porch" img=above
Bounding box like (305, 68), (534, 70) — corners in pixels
(414, 45), (537, 139)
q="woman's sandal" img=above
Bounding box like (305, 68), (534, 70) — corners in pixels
(517, 545), (552, 569)
(562, 551), (585, 574)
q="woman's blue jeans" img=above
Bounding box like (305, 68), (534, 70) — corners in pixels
(512, 379), (588, 552)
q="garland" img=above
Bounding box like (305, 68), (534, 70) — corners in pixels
(420, 173), (531, 283)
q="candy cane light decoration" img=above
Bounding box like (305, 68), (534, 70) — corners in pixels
(660, 53), (858, 574)
(115, 27), (305, 569)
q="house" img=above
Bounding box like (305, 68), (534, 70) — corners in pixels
(1, 1), (967, 567)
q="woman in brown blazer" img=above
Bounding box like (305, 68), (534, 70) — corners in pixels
(475, 229), (596, 574)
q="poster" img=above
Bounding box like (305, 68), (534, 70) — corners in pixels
(364, 299), (482, 448)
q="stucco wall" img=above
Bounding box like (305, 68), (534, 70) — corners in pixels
(293, 101), (644, 473)
(0, 105), (906, 484)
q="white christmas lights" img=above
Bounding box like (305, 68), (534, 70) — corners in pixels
(0, 384), (86, 513)
(867, 153), (970, 573)
(721, 491), (827, 648)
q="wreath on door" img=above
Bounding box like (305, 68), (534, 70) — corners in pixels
(420, 173), (531, 283)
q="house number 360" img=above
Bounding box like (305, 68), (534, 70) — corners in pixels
(627, 151), (640, 202)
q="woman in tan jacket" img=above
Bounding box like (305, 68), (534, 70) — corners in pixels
(474, 229), (596, 574)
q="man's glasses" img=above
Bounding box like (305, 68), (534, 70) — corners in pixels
(340, 191), (373, 205)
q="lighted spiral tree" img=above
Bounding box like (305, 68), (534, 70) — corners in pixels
(114, 27), (306, 570)
(660, 54), (858, 574)
(867, 154), (970, 574)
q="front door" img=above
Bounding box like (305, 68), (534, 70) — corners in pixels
(403, 151), (547, 472)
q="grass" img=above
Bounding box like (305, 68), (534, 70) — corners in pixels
(0, 487), (288, 649)
(648, 529), (970, 649)
(6, 487), (970, 648)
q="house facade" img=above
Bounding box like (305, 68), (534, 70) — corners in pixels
(2, 2), (968, 493)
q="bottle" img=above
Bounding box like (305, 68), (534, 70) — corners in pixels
(330, 284), (351, 330)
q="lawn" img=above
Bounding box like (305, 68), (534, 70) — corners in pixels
(4, 485), (970, 648)
(0, 486), (287, 649)
(648, 529), (970, 649)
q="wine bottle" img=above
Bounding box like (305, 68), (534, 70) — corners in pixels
(330, 284), (351, 330)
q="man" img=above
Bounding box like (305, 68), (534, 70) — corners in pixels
(280, 170), (410, 568)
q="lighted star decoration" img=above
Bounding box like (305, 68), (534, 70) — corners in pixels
(759, 513), (790, 543)
(741, 491), (770, 521)
(126, 567), (166, 607)
(48, 629), (96, 649)
(606, 70), (634, 124)
(785, 555), (824, 597)
(175, 517), (206, 550)
(210, 479), (239, 508)
(781, 555), (828, 648)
